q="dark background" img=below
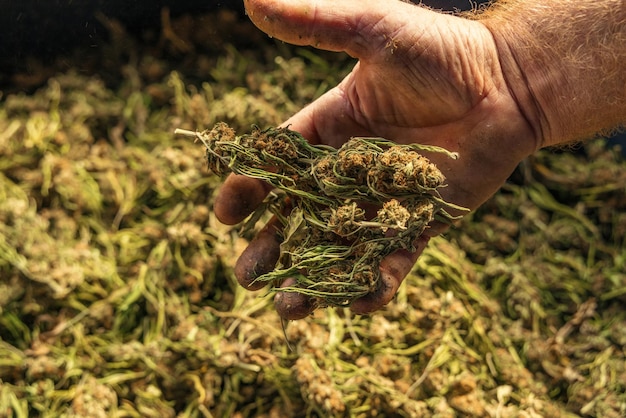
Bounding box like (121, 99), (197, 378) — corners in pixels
(0, 0), (243, 66)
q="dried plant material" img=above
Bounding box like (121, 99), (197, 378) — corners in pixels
(0, 8), (624, 418)
(178, 123), (465, 309)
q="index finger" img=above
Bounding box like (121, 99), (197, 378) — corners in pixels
(214, 174), (274, 225)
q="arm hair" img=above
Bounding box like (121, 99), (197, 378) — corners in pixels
(478, 0), (626, 146)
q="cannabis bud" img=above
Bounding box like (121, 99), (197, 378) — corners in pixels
(177, 123), (465, 316)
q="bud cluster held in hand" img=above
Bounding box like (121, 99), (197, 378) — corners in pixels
(177, 123), (464, 310)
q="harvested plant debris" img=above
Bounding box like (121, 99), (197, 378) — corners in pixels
(0, 8), (624, 418)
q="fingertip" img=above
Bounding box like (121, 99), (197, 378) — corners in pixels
(350, 271), (401, 315)
(350, 238), (429, 315)
(214, 174), (271, 225)
(274, 278), (318, 320)
(234, 219), (282, 290)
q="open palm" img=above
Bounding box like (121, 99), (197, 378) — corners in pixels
(216, 0), (538, 318)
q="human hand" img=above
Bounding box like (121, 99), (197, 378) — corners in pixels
(215, 0), (538, 318)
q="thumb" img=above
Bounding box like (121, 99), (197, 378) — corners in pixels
(244, 0), (430, 58)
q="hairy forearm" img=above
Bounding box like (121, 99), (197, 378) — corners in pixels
(479, 0), (626, 148)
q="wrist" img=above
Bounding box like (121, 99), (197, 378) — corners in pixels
(480, 0), (626, 148)
(481, 20), (556, 150)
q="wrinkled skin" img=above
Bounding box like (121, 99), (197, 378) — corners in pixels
(215, 0), (537, 318)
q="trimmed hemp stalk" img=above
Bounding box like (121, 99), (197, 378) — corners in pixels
(177, 123), (464, 312)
